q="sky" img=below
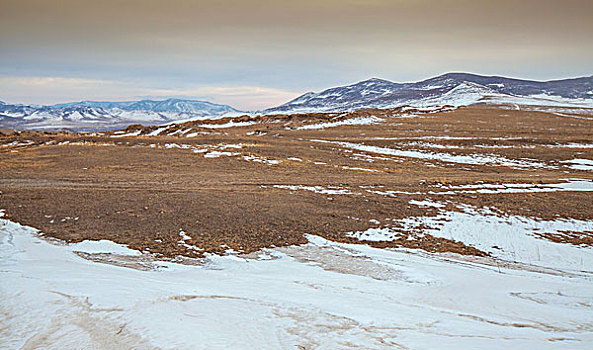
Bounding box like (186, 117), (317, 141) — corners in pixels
(1, 0), (592, 110)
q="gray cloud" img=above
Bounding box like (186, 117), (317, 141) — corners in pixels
(1, 0), (592, 107)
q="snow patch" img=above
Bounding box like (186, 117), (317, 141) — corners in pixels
(296, 116), (382, 130)
(69, 240), (142, 256)
(313, 139), (549, 169)
(561, 159), (593, 171)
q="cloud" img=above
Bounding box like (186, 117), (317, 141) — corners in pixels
(0, 76), (301, 110)
(1, 0), (592, 91)
(141, 86), (301, 110)
(0, 77), (135, 104)
(1, 1), (591, 105)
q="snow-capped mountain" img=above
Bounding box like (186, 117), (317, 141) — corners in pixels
(51, 99), (238, 115)
(265, 73), (593, 114)
(0, 98), (242, 131)
(3, 74), (593, 131)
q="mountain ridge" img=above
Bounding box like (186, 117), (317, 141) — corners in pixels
(264, 73), (593, 114)
(0, 98), (243, 131)
(2, 73), (593, 131)
(50, 98), (240, 114)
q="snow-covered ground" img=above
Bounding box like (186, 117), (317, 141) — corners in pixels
(2, 211), (592, 349)
(350, 202), (593, 272)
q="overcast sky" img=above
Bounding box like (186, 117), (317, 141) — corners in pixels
(1, 0), (592, 110)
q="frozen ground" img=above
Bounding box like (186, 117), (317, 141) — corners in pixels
(1, 212), (592, 349)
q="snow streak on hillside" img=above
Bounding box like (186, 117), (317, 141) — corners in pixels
(265, 73), (593, 114)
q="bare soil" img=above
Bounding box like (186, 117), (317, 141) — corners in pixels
(1, 106), (592, 257)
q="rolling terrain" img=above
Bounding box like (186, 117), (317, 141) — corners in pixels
(1, 89), (592, 348)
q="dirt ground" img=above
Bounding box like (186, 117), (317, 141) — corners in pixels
(1, 106), (592, 258)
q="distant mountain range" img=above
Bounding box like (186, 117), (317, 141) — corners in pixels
(2, 73), (592, 131)
(0, 98), (241, 131)
(264, 73), (593, 114)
